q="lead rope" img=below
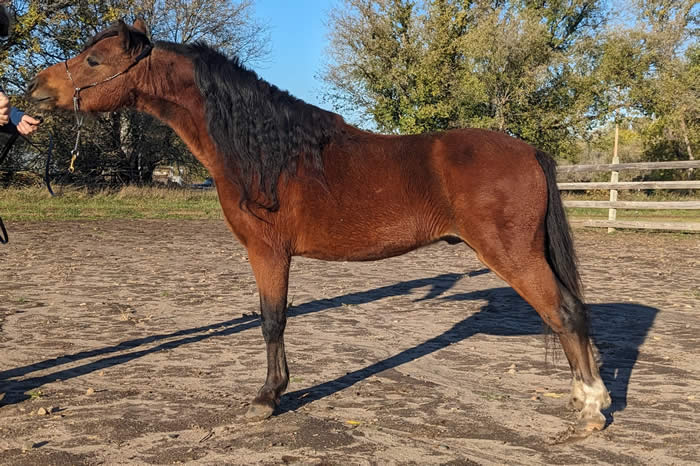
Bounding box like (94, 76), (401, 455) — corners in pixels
(1, 79), (11, 242)
(0, 217), (7, 244)
(0, 128), (18, 244)
(65, 61), (85, 173)
(0, 130), (54, 245)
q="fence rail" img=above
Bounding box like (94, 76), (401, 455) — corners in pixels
(563, 200), (700, 210)
(557, 160), (700, 173)
(570, 220), (700, 232)
(556, 160), (699, 232)
(558, 181), (700, 190)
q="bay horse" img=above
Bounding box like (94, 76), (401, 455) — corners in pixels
(29, 20), (611, 438)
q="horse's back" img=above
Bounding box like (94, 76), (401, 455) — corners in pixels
(286, 126), (546, 260)
(433, 128), (546, 204)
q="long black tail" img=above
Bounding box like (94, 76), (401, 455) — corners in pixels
(534, 150), (588, 334)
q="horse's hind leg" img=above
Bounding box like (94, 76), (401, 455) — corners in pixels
(543, 279), (610, 433)
(464, 231), (610, 435)
(245, 245), (291, 420)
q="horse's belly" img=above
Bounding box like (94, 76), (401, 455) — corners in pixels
(294, 217), (441, 262)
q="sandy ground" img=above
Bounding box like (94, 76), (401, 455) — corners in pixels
(0, 220), (698, 465)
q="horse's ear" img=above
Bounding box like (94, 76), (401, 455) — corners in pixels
(116, 19), (132, 50)
(133, 19), (150, 39)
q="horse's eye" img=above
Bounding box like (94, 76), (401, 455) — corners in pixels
(86, 56), (100, 67)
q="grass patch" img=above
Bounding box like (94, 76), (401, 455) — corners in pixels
(562, 191), (700, 222)
(0, 186), (223, 221)
(565, 208), (699, 221)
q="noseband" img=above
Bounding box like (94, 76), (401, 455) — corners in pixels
(63, 44), (152, 171)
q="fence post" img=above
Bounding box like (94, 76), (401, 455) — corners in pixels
(608, 123), (620, 233)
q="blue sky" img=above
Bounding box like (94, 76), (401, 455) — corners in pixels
(253, 0), (336, 111)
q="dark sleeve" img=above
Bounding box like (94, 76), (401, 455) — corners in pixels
(0, 121), (17, 134)
(0, 114), (18, 134)
(9, 107), (24, 126)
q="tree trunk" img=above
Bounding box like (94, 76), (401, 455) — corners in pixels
(119, 111), (142, 183)
(679, 114), (694, 175)
(679, 116), (694, 161)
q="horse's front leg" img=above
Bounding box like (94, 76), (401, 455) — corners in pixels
(245, 245), (291, 420)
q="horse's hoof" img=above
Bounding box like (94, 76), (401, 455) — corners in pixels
(550, 412), (605, 445)
(550, 425), (591, 444)
(576, 412), (606, 433)
(550, 423), (598, 444)
(245, 401), (275, 421)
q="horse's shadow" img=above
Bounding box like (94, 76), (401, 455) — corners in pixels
(1, 271), (657, 422)
(282, 275), (656, 420)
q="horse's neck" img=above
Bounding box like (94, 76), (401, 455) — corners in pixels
(134, 49), (224, 177)
(132, 49), (258, 232)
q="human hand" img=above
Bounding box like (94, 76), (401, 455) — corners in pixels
(0, 92), (9, 126)
(17, 114), (40, 135)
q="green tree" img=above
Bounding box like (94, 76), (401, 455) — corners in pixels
(1, 0), (269, 184)
(324, 0), (422, 134)
(324, 0), (609, 160)
(630, 0), (698, 167)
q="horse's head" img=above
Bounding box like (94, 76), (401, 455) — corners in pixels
(29, 20), (152, 113)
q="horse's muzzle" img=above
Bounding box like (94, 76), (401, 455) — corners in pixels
(27, 77), (57, 109)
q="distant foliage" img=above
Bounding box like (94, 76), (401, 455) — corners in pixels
(1, 0), (269, 185)
(323, 0), (699, 166)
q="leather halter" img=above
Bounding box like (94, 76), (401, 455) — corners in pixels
(63, 44), (152, 171)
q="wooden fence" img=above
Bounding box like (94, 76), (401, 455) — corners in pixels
(556, 160), (700, 232)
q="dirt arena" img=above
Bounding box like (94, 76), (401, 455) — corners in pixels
(1, 220), (698, 465)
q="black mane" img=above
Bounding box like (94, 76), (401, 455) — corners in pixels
(156, 41), (340, 211)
